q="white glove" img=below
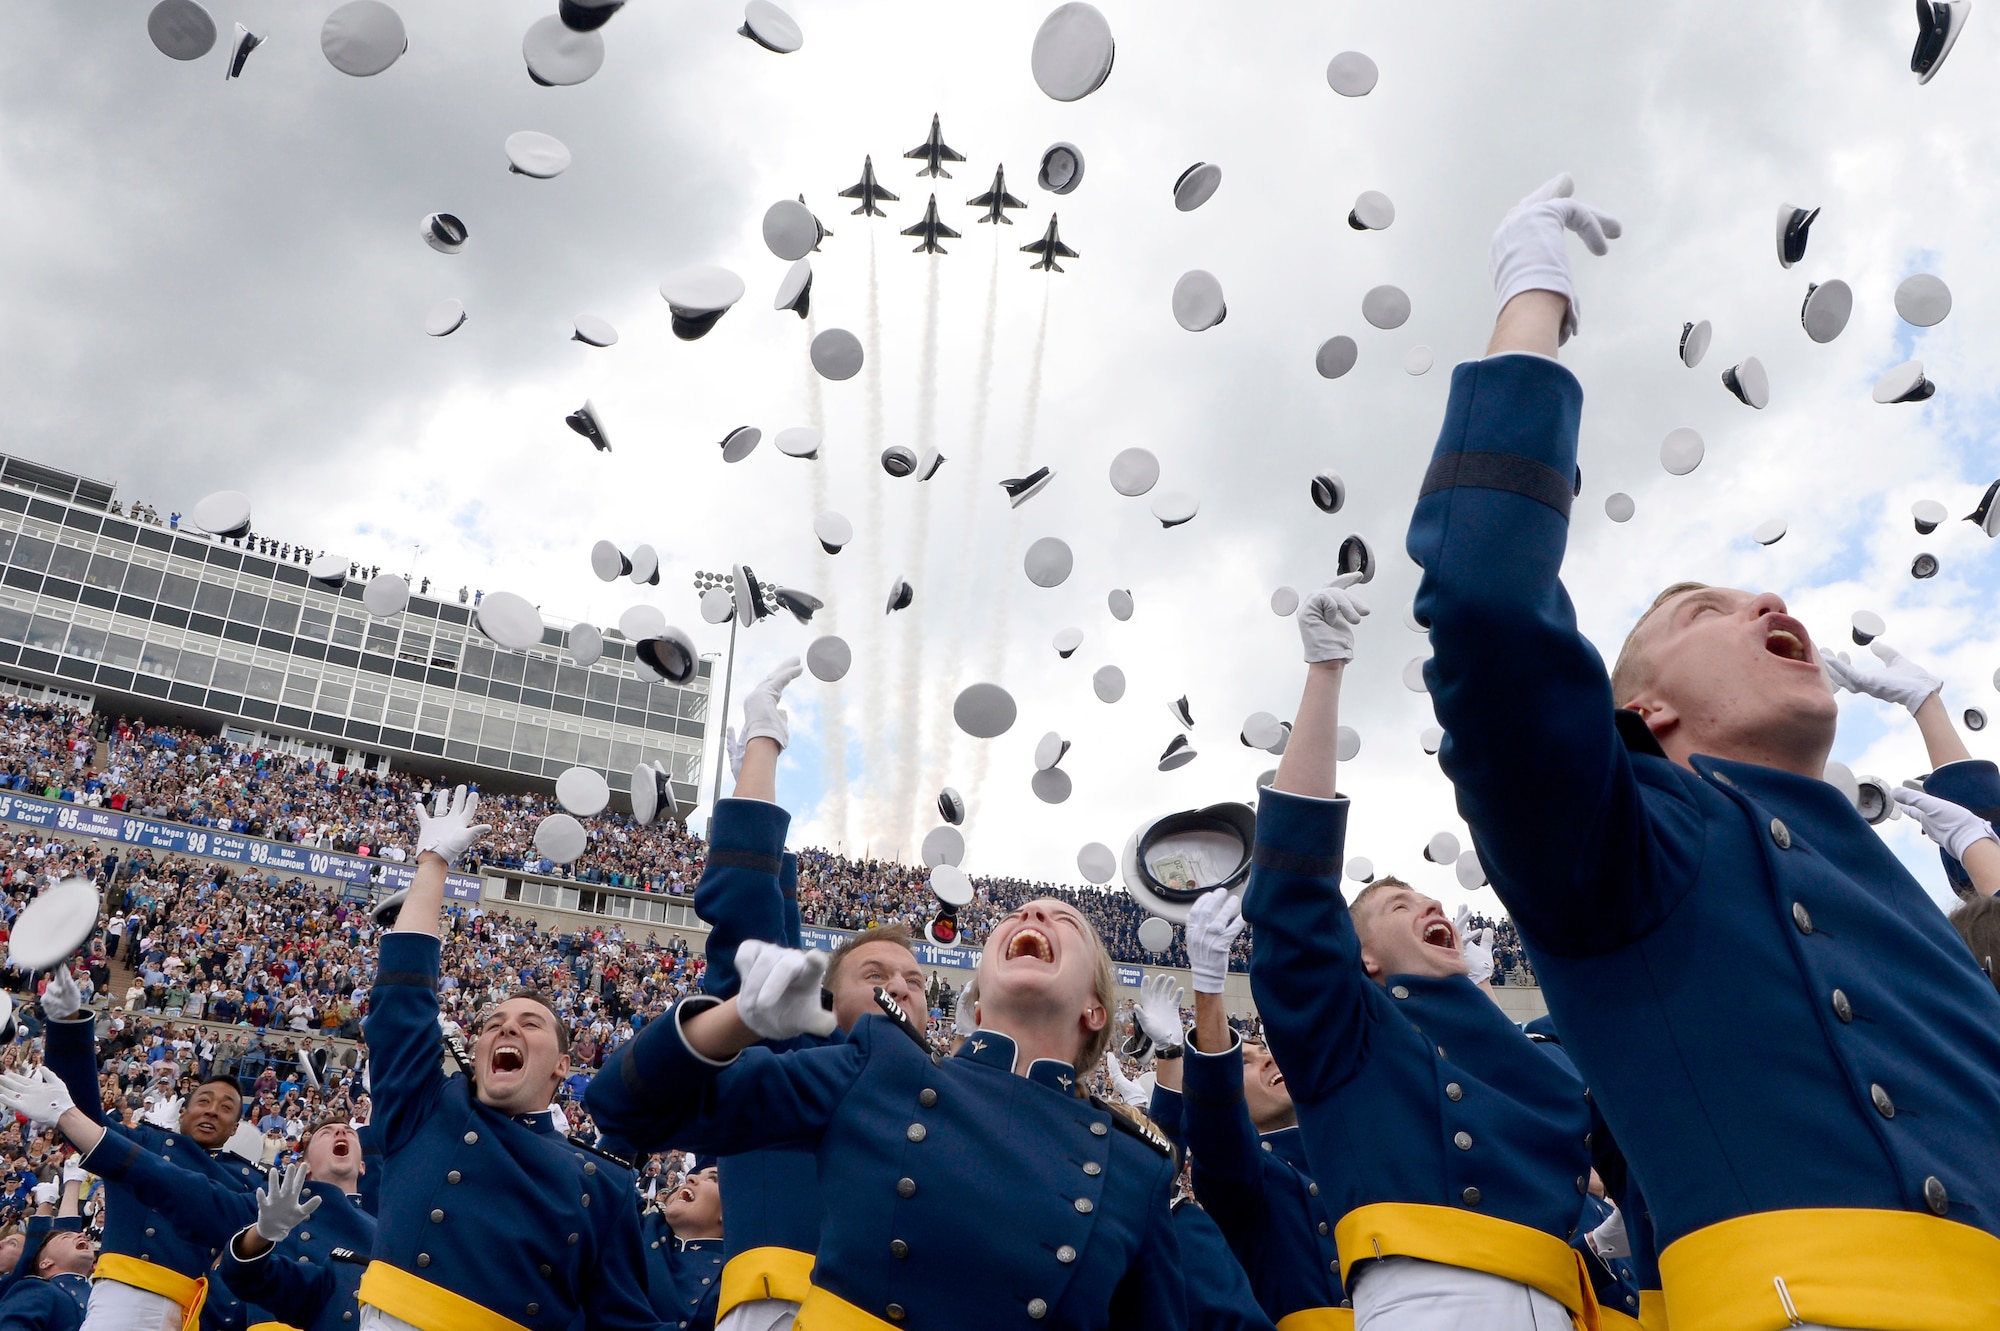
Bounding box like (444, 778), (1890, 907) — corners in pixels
(724, 726), (749, 781)
(740, 658), (804, 753)
(1298, 573), (1370, 665)
(41, 968), (83, 1022)
(1587, 1205), (1631, 1260)
(31, 1181), (57, 1206)
(1454, 906), (1496, 984)
(145, 1095), (183, 1131)
(733, 940), (836, 1041)
(1824, 642), (1943, 717)
(1489, 173), (1622, 343)
(62, 1156), (87, 1187)
(254, 1163), (322, 1243)
(0, 1067), (75, 1128)
(1184, 889), (1245, 996)
(1892, 787), (1999, 862)
(1102, 1050), (1149, 1107)
(951, 976), (979, 1039)
(1133, 973), (1185, 1050)
(412, 785), (490, 865)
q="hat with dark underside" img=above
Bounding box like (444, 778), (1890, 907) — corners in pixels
(659, 267), (745, 341)
(1032, 3), (1115, 101)
(1775, 203), (1818, 269)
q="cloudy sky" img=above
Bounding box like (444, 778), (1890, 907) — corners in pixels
(6, 1), (1996, 913)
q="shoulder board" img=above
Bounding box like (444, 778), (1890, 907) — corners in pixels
(873, 987), (938, 1061)
(568, 1133), (635, 1172)
(1524, 1032), (1555, 1043)
(328, 1247), (369, 1264)
(1090, 1096), (1177, 1160)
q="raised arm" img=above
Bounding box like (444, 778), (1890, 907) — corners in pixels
(699, 661), (804, 995)
(37, 969), (101, 1128)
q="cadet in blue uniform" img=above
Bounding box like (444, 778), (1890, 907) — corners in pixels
(589, 724), (1186, 1330)
(641, 1162), (723, 1331)
(1240, 581), (1595, 1329)
(0, 1162), (91, 1330)
(359, 786), (658, 1331)
(17, 965), (265, 1331)
(217, 1123), (377, 1331)
(1407, 174), (2000, 1328)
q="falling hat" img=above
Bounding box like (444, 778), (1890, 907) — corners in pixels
(776, 427), (822, 459)
(1348, 190), (1395, 231)
(1173, 163), (1223, 212)
(1108, 589), (1134, 621)
(720, 425), (762, 463)
(631, 761), (678, 825)
(1895, 273), (1952, 326)
(1311, 473), (1347, 514)
(814, 511), (854, 554)
(225, 23), (264, 78)
(740, 0), (804, 53)
(1679, 320), (1712, 368)
(811, 329), (864, 380)
(1167, 696), (1194, 730)
(1455, 850), (1487, 890)
(1423, 831), (1460, 863)
(570, 314), (617, 347)
(930, 862), (973, 906)
(534, 814), (588, 865)
(659, 267), (746, 341)
(1337, 534), (1376, 583)
(953, 682), (1016, 737)
(1605, 493), (1635, 523)
(1035, 732), (1072, 772)
(424, 300), (467, 336)
(1966, 707), (1989, 732)
(1158, 734), (1197, 771)
(1270, 587), (1299, 616)
(364, 576), (409, 618)
(618, 604), (666, 640)
(522, 14), (604, 85)
(371, 889), (408, 928)
(422, 213), (468, 255)
(1032, 768), (1073, 804)
(1912, 553), (1940, 579)
(1172, 272), (1227, 332)
(699, 588), (734, 624)
(772, 587), (822, 624)
(805, 634), (851, 682)
(1722, 357), (1770, 409)
(763, 199), (818, 260)
(1403, 346), (1434, 376)
(1913, 499), (1948, 534)
(1003, 467), (1055, 507)
(1151, 491), (1199, 528)
(921, 825), (965, 869)
(321, 1), (406, 77)
(1108, 450), (1158, 497)
(1049, 628), (1082, 662)
(7, 877), (103, 973)
(568, 622), (604, 667)
(1137, 916), (1173, 953)
(1078, 842), (1116, 884)
(1038, 143), (1086, 194)
(1821, 761), (1857, 810)
(915, 449), (947, 482)
(1119, 802), (1256, 921)
(939, 788), (967, 825)
(631, 547), (661, 590)
(1874, 360), (1936, 404)
(1031, 3), (1116, 101)
(886, 577), (914, 613)
(881, 446), (917, 478)
(1421, 726), (1444, 755)
(1092, 665), (1126, 702)
(1800, 280), (1853, 343)
(190, 490), (252, 539)
(1965, 480), (2000, 536)
(150, 0), (218, 60)
(1403, 657), (1430, 692)
(1315, 336), (1359, 379)
(477, 592), (545, 652)
(774, 259), (813, 318)
(634, 628), (699, 683)
(1240, 711), (1285, 749)
(1660, 427), (1704, 476)
(1024, 537), (1074, 587)
(559, 0), (623, 32)
(1361, 285), (1411, 330)
(1752, 518), (1787, 546)
(732, 564), (767, 625)
(309, 553), (350, 586)
(1326, 50), (1379, 96)
(1853, 773), (1897, 826)
(1336, 726), (1359, 761)
(567, 400), (612, 452)
(1775, 204), (1819, 269)
(506, 131), (572, 179)
(591, 540), (631, 582)
(1912, 1), (1971, 83)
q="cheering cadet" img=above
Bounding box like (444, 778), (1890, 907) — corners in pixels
(589, 723), (1187, 1329)
(359, 786), (657, 1331)
(27, 964), (265, 1331)
(641, 1163), (723, 1331)
(1408, 172), (2000, 1326)
(0, 1164), (93, 1331)
(1240, 579), (1595, 1329)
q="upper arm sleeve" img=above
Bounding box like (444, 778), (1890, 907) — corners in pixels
(360, 933), (445, 1155)
(692, 799), (793, 1000)
(780, 852), (803, 949)
(1182, 1038), (1266, 1234)
(1147, 1085), (1184, 1152)
(1916, 759), (2000, 896)
(81, 1131), (254, 1246)
(1108, 1166), (1187, 1331)
(42, 1018), (104, 1127)
(581, 1185), (659, 1331)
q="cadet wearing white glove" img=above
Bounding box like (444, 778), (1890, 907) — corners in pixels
(1454, 905), (1496, 988)
(1895, 786), (2000, 897)
(38, 967), (82, 1023)
(252, 1164), (322, 1244)
(1823, 639), (1974, 773)
(729, 658), (804, 802)
(1297, 574), (1370, 665)
(1488, 172), (1622, 345)
(733, 940), (838, 1042)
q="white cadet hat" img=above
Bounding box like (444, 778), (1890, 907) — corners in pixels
(1605, 493), (1635, 523)
(1965, 707), (1988, 732)
(1776, 203), (1819, 269)
(806, 636), (850, 682)
(1038, 143), (1085, 194)
(1913, 499), (1949, 534)
(1167, 696), (1194, 730)
(1336, 726), (1359, 761)
(559, 0), (623, 32)
(422, 213), (468, 255)
(1895, 273), (1952, 326)
(1362, 285), (1410, 330)
(191, 490), (252, 539)
(1271, 587), (1299, 616)
(1092, 665), (1126, 702)
(775, 259), (813, 318)
(881, 446), (917, 478)
(1965, 481), (2000, 537)
(1173, 163), (1222, 212)
(1456, 850), (1487, 890)
(476, 592), (545, 652)
(954, 683), (1016, 737)
(1032, 3), (1115, 101)
(1053, 626), (1083, 658)
(424, 300), (467, 337)
(523, 14), (604, 85)
(1137, 916), (1173, 953)
(1032, 768), (1073, 804)
(731, 564), (767, 625)
(772, 588), (822, 625)
(8, 877), (102, 973)
(1346, 857), (1376, 883)
(814, 511), (854, 554)
(1326, 50), (1379, 96)
(1109, 449), (1158, 497)
(938, 788), (967, 825)
(1337, 534), (1376, 583)
(1421, 726), (1444, 755)
(660, 266), (746, 341)
(225, 24), (264, 79)
(700, 588), (733, 624)
(1316, 336), (1359, 379)
(776, 427), (821, 460)
(886, 577), (914, 614)
(811, 329), (864, 380)
(1660, 427), (1704, 476)
(1348, 190), (1394, 230)
(573, 314), (618, 347)
(1679, 319), (1712, 368)
(309, 553), (350, 587)
(1722, 357), (1769, 409)
(630, 545), (661, 586)
(1158, 734), (1196, 771)
(1025, 537), (1073, 587)
(567, 400), (611, 452)
(921, 825), (965, 868)
(634, 628), (699, 683)
(915, 448), (947, 482)
(1850, 610), (1886, 646)
(1403, 657), (1430, 692)
(1078, 842), (1116, 884)
(630, 762), (678, 826)
(568, 622), (604, 668)
(763, 199), (818, 260)
(1120, 802), (1256, 922)
(1874, 360), (1936, 404)
(366, 576), (410, 620)
(1404, 346), (1434, 376)
(720, 426), (762, 463)
(1753, 518), (1787, 546)
(321, 1), (406, 77)
(1911, 553), (1940, 580)
(150, 0), (217, 60)
(741, 0), (804, 52)
(1151, 491), (1198, 528)
(1003, 467), (1055, 507)
(1240, 712), (1284, 750)
(534, 815), (588, 866)
(1423, 831), (1460, 863)
(591, 540), (631, 582)
(505, 131), (572, 179)
(1312, 473), (1347, 513)
(617, 604), (666, 641)
(1800, 280), (1852, 343)
(1035, 731), (1072, 772)
(1912, 1), (1971, 83)
(1173, 272), (1226, 332)
(1108, 588), (1134, 621)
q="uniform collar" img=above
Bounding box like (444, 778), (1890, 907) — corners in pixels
(674, 1236), (721, 1251)
(1690, 753), (1857, 824)
(1261, 1124), (1310, 1172)
(952, 1030), (1083, 1096)
(512, 1110), (556, 1136)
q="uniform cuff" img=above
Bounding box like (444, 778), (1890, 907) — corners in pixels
(1183, 1033), (1248, 1107)
(375, 932), (441, 987)
(1923, 759), (2000, 817)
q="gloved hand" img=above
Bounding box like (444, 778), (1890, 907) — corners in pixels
(1489, 173), (1622, 343)
(734, 940), (836, 1041)
(61, 1156), (86, 1187)
(1455, 906), (1496, 985)
(740, 658), (804, 753)
(951, 976), (979, 1039)
(0, 1067), (76, 1128)
(255, 1163), (322, 1243)
(41, 967), (83, 1022)
(413, 786), (491, 865)
(1824, 641), (1943, 717)
(31, 1180), (57, 1206)
(1133, 973), (1185, 1050)
(1587, 1204), (1631, 1260)
(145, 1095), (183, 1131)
(1298, 573), (1370, 664)
(1893, 787), (1999, 862)
(1102, 1050), (1150, 1107)
(1184, 889), (1245, 995)
(724, 726), (749, 781)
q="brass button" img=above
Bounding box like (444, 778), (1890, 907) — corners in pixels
(1792, 902), (1813, 935)
(1461, 1187), (1481, 1206)
(1082, 1161), (1101, 1176)
(417, 1254), (431, 1268)
(1831, 990), (1852, 1023)
(1576, 1176), (1587, 1194)
(919, 1089), (938, 1107)
(525, 1306), (539, 1317)
(890, 1239), (909, 1258)
(1261, 1142), (1272, 1152)
(1454, 1131), (1473, 1150)
(463, 1131), (479, 1145)
(1329, 1260), (1339, 1274)
(897, 1177), (916, 1198)
(1090, 1122), (1107, 1136)
(1056, 1245), (1076, 1264)
(581, 1195), (590, 1207)
(886, 1305), (906, 1321)
(907, 1123), (928, 1143)
(145, 1228), (156, 1237)
(1871, 1083), (1895, 1118)
(651, 1241), (660, 1249)
(1318, 1221), (1329, 1235)
(1437, 1047), (1447, 1060)
(430, 1209), (444, 1223)
(539, 1265), (552, 1277)
(583, 1162), (596, 1176)
(1925, 1176), (1949, 1215)
(1445, 1082), (1463, 1102)
(1391, 985), (1409, 999)
(1074, 1197), (1094, 1214)
(447, 1171), (461, 1184)
(700, 1279), (711, 1286)
(344, 1315), (353, 1322)
(1308, 1183), (1319, 1197)
(1770, 818), (1791, 849)
(299, 1233), (310, 1242)
(567, 1233), (579, 1245)
(1027, 1298), (1048, 1320)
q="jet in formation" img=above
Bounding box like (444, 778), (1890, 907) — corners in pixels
(1021, 214), (1077, 272)
(838, 155), (900, 217)
(904, 113), (965, 179)
(902, 194), (961, 255)
(968, 165), (1027, 225)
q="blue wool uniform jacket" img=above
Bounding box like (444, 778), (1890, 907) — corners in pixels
(1182, 1040), (1345, 1325)
(1405, 352), (2000, 1247)
(44, 1016), (264, 1331)
(637, 1210), (721, 1331)
(215, 1182), (377, 1331)
(589, 1010), (1187, 1330)
(0, 1275), (88, 1331)
(1148, 1085), (1290, 1331)
(1241, 789), (1591, 1246)
(365, 932), (658, 1331)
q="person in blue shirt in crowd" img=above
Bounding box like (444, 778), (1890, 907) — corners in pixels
(1407, 172), (2000, 1328)
(1241, 577), (1594, 1330)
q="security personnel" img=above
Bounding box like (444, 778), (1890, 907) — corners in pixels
(362, 787), (657, 1331)
(1240, 585), (1595, 1329)
(1409, 175), (2000, 1327)
(641, 1162), (723, 1331)
(29, 965), (265, 1331)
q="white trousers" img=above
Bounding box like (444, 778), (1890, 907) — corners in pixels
(717, 1298), (801, 1331)
(79, 1280), (181, 1331)
(1352, 1257), (1571, 1331)
(359, 1306), (426, 1331)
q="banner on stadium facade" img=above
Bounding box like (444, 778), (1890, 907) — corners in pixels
(0, 791), (483, 900)
(796, 924), (1146, 988)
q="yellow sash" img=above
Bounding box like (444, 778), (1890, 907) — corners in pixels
(718, 1246), (815, 1318)
(792, 1287), (898, 1331)
(1658, 1207), (2000, 1331)
(247, 1322), (305, 1331)
(1275, 1308), (1354, 1331)
(1336, 1203), (1600, 1331)
(92, 1253), (207, 1331)
(357, 1261), (533, 1331)
(1637, 1290), (1666, 1331)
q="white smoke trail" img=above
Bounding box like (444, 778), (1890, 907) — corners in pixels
(804, 308), (847, 846)
(889, 256), (943, 854)
(858, 231), (890, 840)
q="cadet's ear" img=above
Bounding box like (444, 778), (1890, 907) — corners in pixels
(1081, 1003), (1106, 1034)
(1357, 945), (1383, 980)
(1627, 696), (1679, 743)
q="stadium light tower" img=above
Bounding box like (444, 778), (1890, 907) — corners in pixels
(692, 567), (781, 806)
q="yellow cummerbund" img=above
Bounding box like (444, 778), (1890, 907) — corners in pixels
(358, 1260), (533, 1331)
(1276, 1307), (1354, 1331)
(248, 1322), (305, 1331)
(718, 1246), (815, 1317)
(1637, 1289), (1666, 1331)
(1595, 1309), (1641, 1331)
(792, 1287), (897, 1331)
(1335, 1203), (1599, 1331)
(93, 1253), (208, 1331)
(1658, 1207), (2000, 1331)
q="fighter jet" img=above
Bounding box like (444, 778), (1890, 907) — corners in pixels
(903, 113), (966, 179)
(968, 165), (1027, 225)
(838, 156), (900, 218)
(1021, 213), (1078, 272)
(901, 195), (960, 255)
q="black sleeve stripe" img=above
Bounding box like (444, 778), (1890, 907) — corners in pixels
(1420, 450), (1573, 520)
(1252, 843), (1342, 878)
(706, 848), (784, 876)
(374, 970), (435, 990)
